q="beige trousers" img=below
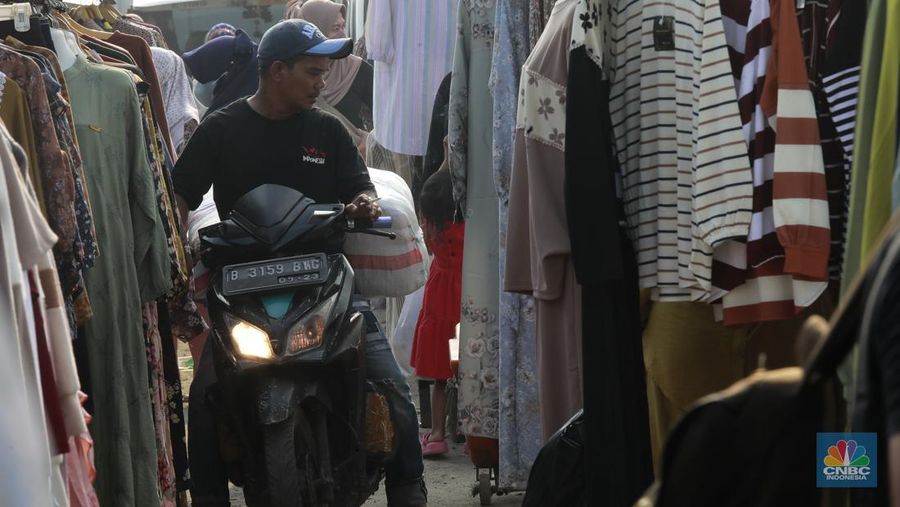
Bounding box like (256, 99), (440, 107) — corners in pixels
(643, 299), (832, 473)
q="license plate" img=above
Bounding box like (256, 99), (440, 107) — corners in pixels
(222, 254), (327, 296)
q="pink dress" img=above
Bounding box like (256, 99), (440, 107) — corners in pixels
(410, 222), (464, 380)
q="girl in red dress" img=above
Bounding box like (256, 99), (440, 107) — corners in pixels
(411, 164), (463, 457)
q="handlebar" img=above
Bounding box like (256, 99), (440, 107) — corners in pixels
(344, 215), (397, 240)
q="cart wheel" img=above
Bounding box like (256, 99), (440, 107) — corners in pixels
(478, 471), (492, 505)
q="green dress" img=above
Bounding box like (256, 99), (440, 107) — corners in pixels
(65, 56), (171, 507)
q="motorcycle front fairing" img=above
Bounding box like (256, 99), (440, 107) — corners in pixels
(198, 184), (389, 504)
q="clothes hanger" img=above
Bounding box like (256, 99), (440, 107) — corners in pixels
(97, 0), (119, 22)
(51, 9), (111, 40)
(88, 4), (103, 22)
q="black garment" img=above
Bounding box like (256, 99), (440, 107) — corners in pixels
(334, 60), (373, 131)
(172, 99), (374, 218)
(416, 72), (452, 207)
(0, 16), (53, 50)
(565, 47), (654, 506)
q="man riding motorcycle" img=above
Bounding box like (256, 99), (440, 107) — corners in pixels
(172, 19), (427, 506)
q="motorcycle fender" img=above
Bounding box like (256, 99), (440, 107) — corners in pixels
(257, 379), (295, 425)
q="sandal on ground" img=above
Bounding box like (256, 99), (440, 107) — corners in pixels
(420, 431), (449, 456)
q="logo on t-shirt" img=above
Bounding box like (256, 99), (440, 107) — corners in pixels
(302, 146), (327, 165)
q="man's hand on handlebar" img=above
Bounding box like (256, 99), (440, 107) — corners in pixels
(345, 192), (382, 221)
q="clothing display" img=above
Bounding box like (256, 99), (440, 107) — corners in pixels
(365, 0), (457, 156)
(843, 0), (899, 287)
(490, 0), (541, 491)
(1, 121), (62, 507)
(566, 0), (654, 503)
(610, 0), (754, 302)
(505, 0), (581, 441)
(714, 0), (830, 326)
(151, 47), (199, 154)
(67, 54), (171, 506)
(793, 1), (851, 284)
(451, 0), (501, 440)
(0, 6), (198, 506)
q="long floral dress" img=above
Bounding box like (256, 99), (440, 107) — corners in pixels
(489, 0), (544, 490)
(448, 0), (501, 440)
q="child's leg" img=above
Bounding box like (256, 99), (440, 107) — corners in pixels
(429, 380), (448, 442)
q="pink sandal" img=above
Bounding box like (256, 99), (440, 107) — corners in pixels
(420, 432), (449, 456)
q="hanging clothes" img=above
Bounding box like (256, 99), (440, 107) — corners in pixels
(842, 0), (899, 287)
(712, 0), (830, 326)
(108, 31), (176, 157)
(0, 46), (78, 272)
(794, 1), (853, 283)
(566, 0), (654, 504)
(505, 0), (582, 441)
(0, 119), (58, 507)
(449, 0), (501, 441)
(490, 0), (541, 490)
(65, 54), (172, 507)
(609, 0), (754, 302)
(894, 144), (900, 213)
(150, 46), (198, 154)
(365, 0), (457, 157)
(529, 0), (556, 48)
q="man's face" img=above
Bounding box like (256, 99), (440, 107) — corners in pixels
(269, 55), (331, 110)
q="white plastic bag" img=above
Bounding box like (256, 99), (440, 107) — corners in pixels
(390, 286), (425, 376)
(187, 188), (218, 253)
(344, 168), (429, 297)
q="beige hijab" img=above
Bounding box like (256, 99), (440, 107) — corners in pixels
(291, 0), (363, 106)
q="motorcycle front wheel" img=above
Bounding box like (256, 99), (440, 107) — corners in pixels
(261, 414), (305, 507)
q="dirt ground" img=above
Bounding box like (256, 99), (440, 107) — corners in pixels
(227, 438), (525, 506)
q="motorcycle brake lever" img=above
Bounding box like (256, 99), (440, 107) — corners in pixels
(354, 229), (396, 240)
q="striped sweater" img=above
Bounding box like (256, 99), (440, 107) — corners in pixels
(609, 0), (754, 302)
(715, 0), (830, 325)
(796, 0), (852, 282)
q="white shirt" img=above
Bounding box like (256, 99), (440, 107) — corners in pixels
(365, 0), (458, 156)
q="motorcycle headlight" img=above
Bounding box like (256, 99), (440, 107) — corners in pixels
(287, 292), (339, 354)
(225, 316), (274, 360)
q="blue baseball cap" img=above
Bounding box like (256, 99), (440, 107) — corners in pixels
(257, 19), (352, 64)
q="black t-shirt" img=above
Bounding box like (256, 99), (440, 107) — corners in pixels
(173, 99), (374, 218)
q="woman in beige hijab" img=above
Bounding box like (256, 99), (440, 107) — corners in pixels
(289, 0), (373, 153)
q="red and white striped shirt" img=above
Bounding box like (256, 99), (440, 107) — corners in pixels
(715, 0), (830, 325)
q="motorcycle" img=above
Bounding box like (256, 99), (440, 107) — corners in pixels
(198, 184), (399, 506)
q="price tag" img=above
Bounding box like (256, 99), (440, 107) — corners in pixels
(14, 5), (30, 33)
(653, 16), (675, 51)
